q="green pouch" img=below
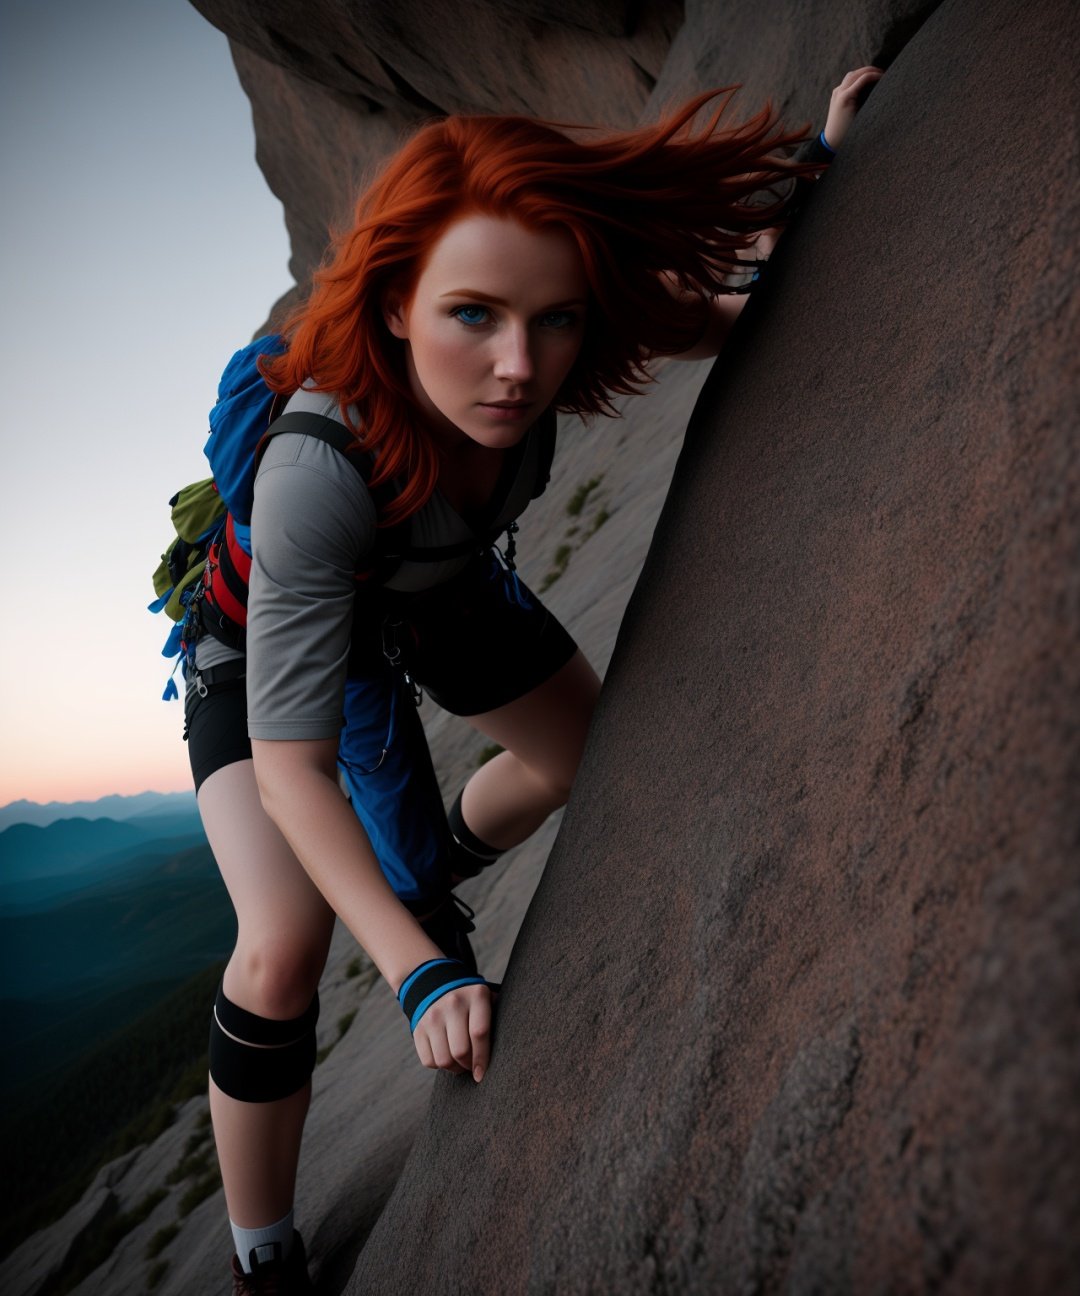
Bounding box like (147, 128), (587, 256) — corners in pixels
(170, 478), (223, 543)
(151, 478), (226, 622)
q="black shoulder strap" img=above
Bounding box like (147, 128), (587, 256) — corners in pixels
(257, 410), (409, 583)
(406, 411), (558, 563)
(258, 409), (368, 466)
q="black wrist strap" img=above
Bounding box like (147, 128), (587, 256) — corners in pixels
(794, 128), (837, 168)
(397, 958), (488, 1033)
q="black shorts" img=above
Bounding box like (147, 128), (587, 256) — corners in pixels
(184, 670), (250, 793)
(383, 550), (578, 716)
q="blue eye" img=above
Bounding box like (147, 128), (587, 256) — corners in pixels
(540, 311), (578, 329)
(451, 305), (490, 326)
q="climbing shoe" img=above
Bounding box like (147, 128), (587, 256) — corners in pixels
(230, 1230), (313, 1295)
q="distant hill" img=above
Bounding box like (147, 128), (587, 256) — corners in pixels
(1, 838), (234, 1095)
(0, 790), (196, 831)
(3, 818), (163, 877)
(0, 807), (206, 909)
(0, 795), (230, 1101)
(1, 841), (232, 1001)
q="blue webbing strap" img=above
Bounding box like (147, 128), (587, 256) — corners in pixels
(397, 957), (489, 1034)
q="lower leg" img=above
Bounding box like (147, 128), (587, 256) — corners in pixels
(208, 967), (324, 1240)
(208, 979), (321, 1271)
(457, 751), (566, 851)
(451, 651), (602, 865)
(204, 976), (324, 1263)
(210, 1078), (311, 1230)
(195, 761), (334, 1272)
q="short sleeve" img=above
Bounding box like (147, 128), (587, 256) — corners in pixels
(245, 432), (377, 740)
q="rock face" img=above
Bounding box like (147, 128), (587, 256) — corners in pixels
(345, 0), (1075, 1289)
(189, 0), (682, 301)
(6, 0), (1074, 1291)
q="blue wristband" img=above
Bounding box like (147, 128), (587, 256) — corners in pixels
(397, 957), (488, 1033)
(818, 129), (836, 155)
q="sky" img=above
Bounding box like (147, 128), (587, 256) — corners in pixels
(0, 0), (291, 805)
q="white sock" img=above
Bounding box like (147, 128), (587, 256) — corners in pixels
(231, 1209), (294, 1273)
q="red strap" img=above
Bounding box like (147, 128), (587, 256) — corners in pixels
(225, 514), (252, 584)
(203, 516), (251, 628)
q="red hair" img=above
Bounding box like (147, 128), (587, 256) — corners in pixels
(260, 87), (821, 525)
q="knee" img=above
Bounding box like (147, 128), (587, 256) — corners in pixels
(227, 937), (326, 1021)
(543, 774), (574, 810)
(533, 723), (591, 810)
(209, 979), (320, 1104)
(529, 763), (576, 811)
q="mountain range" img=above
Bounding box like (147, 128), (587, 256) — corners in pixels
(0, 792), (232, 1097)
(0, 790), (196, 831)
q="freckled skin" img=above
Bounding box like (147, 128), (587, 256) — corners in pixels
(383, 213), (589, 455)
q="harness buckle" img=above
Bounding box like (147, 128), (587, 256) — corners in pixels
(381, 617), (403, 666)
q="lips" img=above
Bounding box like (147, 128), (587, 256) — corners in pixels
(477, 399), (535, 424)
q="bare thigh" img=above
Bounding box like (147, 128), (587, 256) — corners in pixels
(198, 759), (336, 1010)
(464, 649), (601, 793)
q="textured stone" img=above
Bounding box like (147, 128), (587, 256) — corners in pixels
(350, 0), (1080, 1290)
(647, 0), (946, 122)
(193, 0), (682, 294)
(1, 1182), (118, 1296)
(191, 0), (677, 117)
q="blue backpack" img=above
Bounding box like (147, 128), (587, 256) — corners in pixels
(149, 334), (286, 698)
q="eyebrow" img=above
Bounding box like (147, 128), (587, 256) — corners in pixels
(439, 289), (587, 309)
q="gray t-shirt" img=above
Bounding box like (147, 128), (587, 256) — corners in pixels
(194, 387), (547, 741)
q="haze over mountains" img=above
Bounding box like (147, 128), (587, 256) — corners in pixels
(0, 790), (196, 831)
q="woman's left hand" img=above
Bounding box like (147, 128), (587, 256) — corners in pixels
(822, 66), (885, 151)
(411, 982), (493, 1081)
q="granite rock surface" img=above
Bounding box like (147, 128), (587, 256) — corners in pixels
(349, 0), (1080, 1290)
(191, 0), (682, 298)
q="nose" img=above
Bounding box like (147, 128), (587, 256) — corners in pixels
(492, 325), (534, 385)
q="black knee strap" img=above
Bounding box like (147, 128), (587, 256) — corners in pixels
(447, 790), (504, 879)
(209, 983), (320, 1103)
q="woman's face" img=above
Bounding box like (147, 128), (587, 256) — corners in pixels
(384, 212), (588, 451)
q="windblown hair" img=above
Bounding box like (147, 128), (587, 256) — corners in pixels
(260, 88), (821, 525)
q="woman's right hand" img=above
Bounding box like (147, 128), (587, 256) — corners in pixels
(411, 982), (494, 1082)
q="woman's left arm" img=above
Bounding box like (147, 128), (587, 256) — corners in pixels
(665, 64), (885, 362)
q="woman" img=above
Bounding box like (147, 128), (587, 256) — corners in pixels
(186, 67), (882, 1293)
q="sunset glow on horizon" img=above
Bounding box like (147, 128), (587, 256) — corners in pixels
(0, 751), (193, 810)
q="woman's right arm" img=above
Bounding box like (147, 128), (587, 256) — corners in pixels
(246, 433), (491, 1081)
